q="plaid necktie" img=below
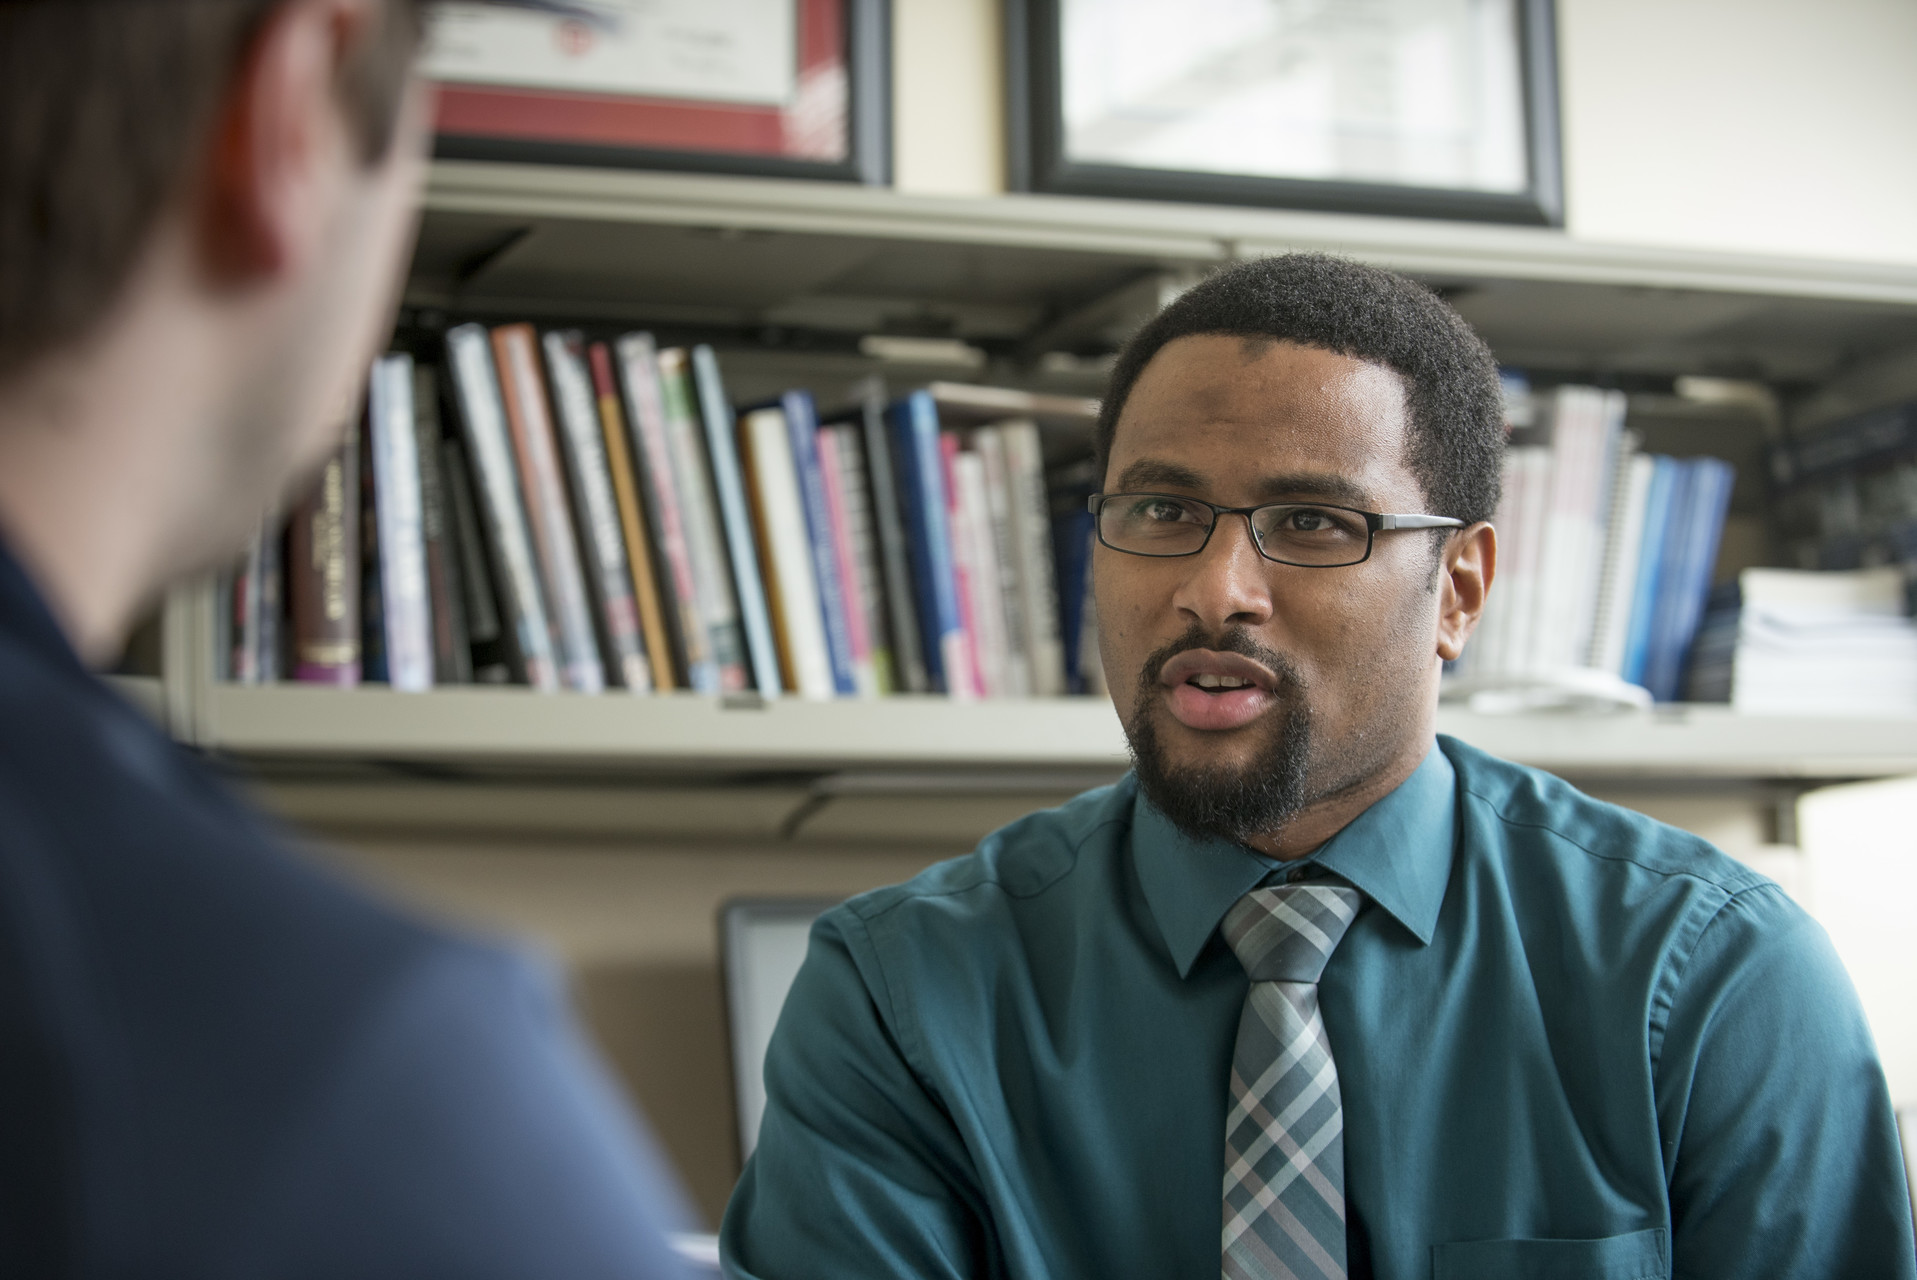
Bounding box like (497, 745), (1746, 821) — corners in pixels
(1220, 878), (1363, 1280)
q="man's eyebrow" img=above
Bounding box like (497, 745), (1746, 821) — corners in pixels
(1112, 458), (1377, 508)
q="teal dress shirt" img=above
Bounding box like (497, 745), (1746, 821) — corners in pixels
(722, 737), (1915, 1279)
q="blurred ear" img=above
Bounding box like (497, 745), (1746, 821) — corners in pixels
(1436, 521), (1495, 663)
(200, 0), (375, 280)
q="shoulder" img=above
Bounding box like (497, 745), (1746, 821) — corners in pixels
(1442, 733), (1773, 900)
(836, 777), (1136, 934)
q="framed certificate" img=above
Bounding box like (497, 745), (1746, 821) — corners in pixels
(1007, 0), (1561, 225)
(425, 0), (890, 184)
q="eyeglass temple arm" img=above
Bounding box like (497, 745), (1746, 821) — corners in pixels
(1377, 514), (1466, 530)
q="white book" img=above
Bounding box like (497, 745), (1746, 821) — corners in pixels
(1532, 386), (1615, 671)
(1504, 445), (1553, 673)
(951, 449), (1012, 698)
(999, 420), (1066, 697)
(740, 408), (834, 701)
(368, 354), (433, 692)
(972, 428), (1033, 698)
(656, 347), (748, 692)
(1589, 443), (1653, 675)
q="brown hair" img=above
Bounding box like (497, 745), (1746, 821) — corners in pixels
(0, 0), (422, 382)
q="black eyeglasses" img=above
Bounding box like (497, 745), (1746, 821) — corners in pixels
(1087, 492), (1464, 568)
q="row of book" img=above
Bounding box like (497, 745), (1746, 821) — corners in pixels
(220, 327), (1110, 700)
(1771, 398), (1917, 579)
(1448, 380), (1735, 705)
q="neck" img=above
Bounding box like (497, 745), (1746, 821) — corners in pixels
(1246, 698), (1439, 862)
(0, 250), (229, 665)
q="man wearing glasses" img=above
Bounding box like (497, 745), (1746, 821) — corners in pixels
(723, 254), (1914, 1279)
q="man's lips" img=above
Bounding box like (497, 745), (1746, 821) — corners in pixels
(1156, 649), (1280, 732)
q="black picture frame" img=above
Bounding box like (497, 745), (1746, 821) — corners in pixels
(432, 0), (892, 187)
(1006, 0), (1562, 226)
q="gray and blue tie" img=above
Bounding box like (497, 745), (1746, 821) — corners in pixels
(1220, 879), (1363, 1280)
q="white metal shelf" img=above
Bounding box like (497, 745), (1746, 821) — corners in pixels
(424, 163), (1917, 307)
(193, 683), (1917, 782)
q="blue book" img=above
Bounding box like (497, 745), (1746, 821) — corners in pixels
(781, 390), (857, 697)
(1620, 456), (1679, 688)
(1643, 458), (1735, 702)
(887, 391), (965, 695)
(691, 345), (782, 698)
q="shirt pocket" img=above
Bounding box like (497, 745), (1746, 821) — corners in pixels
(1432, 1227), (1669, 1280)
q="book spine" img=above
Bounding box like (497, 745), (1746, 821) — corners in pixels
(657, 348), (749, 693)
(368, 353), (433, 692)
(412, 365), (472, 685)
(853, 382), (928, 694)
(973, 427), (1034, 698)
(948, 439), (1007, 697)
(1621, 456), (1678, 688)
(782, 389), (857, 697)
(543, 330), (652, 694)
(1000, 421), (1065, 697)
(1640, 460), (1700, 698)
(590, 340), (676, 692)
(443, 323), (558, 691)
(887, 391), (971, 698)
(359, 417), (386, 685)
(439, 436), (508, 682)
(288, 422), (360, 685)
(616, 332), (715, 693)
(740, 406), (835, 699)
(1665, 459), (1735, 701)
(491, 323), (605, 694)
(691, 345), (783, 698)
(1587, 441), (1652, 675)
(828, 423), (896, 695)
(815, 426), (879, 696)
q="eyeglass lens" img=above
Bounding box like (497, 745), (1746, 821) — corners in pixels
(1097, 494), (1372, 565)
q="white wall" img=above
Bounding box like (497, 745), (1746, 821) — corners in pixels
(893, 0), (1917, 265)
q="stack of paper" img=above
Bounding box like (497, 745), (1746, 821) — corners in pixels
(1711, 567), (1917, 715)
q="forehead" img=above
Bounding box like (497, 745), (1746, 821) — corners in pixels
(1109, 334), (1415, 500)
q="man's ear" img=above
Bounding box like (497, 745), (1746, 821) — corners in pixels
(201, 0), (374, 280)
(1435, 521), (1495, 663)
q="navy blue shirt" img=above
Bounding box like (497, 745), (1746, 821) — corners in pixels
(0, 541), (691, 1278)
(726, 742), (1915, 1279)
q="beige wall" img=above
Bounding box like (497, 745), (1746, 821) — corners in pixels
(893, 0), (1917, 265)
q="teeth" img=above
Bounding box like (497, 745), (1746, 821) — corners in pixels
(1192, 673), (1250, 689)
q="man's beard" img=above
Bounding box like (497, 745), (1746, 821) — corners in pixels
(1124, 625), (1313, 847)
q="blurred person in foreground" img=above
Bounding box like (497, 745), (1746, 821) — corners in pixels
(723, 255), (1916, 1279)
(0, 1), (690, 1274)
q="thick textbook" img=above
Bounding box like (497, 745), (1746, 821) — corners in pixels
(366, 353), (432, 692)
(289, 421), (361, 686)
(691, 345), (783, 697)
(491, 324), (605, 694)
(658, 348), (750, 693)
(543, 330), (652, 693)
(444, 323), (559, 692)
(781, 389), (858, 697)
(888, 391), (971, 698)
(739, 405), (834, 699)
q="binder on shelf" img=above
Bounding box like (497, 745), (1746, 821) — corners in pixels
(543, 330), (653, 693)
(659, 347), (750, 693)
(739, 405), (834, 699)
(888, 390), (971, 698)
(366, 353), (432, 692)
(691, 345), (783, 697)
(616, 332), (716, 693)
(590, 341), (677, 692)
(491, 323), (605, 694)
(1642, 458), (1735, 702)
(444, 323), (559, 691)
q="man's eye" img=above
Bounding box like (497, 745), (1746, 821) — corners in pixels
(1285, 508), (1333, 532)
(1139, 500), (1193, 523)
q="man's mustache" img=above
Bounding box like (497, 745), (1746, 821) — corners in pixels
(1136, 624), (1304, 696)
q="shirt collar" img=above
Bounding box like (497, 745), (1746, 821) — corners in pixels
(1132, 742), (1457, 978)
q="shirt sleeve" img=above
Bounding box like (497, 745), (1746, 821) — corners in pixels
(1656, 883), (1916, 1280)
(721, 909), (992, 1279)
(242, 940), (696, 1280)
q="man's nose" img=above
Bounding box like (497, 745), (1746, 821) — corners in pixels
(1171, 512), (1275, 629)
